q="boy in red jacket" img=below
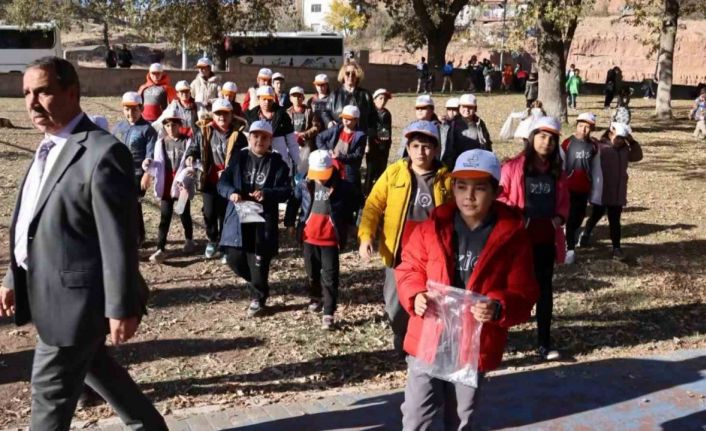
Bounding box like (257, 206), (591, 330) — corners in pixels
(396, 149), (539, 430)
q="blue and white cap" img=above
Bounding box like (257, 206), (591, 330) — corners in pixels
(404, 120), (440, 144)
(451, 149), (501, 181)
(249, 120), (273, 136)
(212, 99), (233, 113)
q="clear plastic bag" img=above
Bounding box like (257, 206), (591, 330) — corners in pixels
(235, 201), (266, 223)
(407, 280), (488, 387)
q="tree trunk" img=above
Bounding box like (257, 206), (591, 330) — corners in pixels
(537, 16), (568, 120)
(213, 40), (227, 71)
(655, 0), (679, 119)
(102, 20), (110, 51)
(426, 28), (454, 69)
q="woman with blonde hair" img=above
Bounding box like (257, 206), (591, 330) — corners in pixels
(323, 60), (377, 138)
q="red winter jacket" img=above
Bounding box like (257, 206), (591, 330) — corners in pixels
(497, 153), (569, 263)
(395, 202), (539, 372)
(138, 72), (177, 122)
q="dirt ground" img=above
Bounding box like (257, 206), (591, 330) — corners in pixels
(1, 93), (705, 428)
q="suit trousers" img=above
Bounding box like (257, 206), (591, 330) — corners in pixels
(31, 337), (167, 431)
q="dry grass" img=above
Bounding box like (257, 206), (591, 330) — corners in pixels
(0, 93), (705, 427)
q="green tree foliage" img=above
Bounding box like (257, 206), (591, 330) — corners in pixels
(325, 0), (367, 36)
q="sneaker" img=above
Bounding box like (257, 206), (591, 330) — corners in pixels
(564, 250), (576, 265)
(321, 315), (334, 330)
(221, 254), (228, 265)
(246, 300), (263, 318)
(149, 249), (166, 264)
(204, 242), (217, 258)
(538, 346), (561, 361)
(308, 300), (322, 313)
(612, 248), (626, 261)
(578, 233), (590, 248)
(183, 239), (197, 253)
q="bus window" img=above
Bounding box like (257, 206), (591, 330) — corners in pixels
(0, 29), (55, 50)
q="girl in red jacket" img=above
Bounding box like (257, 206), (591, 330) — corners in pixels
(497, 116), (569, 361)
(396, 149), (539, 430)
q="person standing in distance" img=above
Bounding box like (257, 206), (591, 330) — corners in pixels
(0, 57), (166, 430)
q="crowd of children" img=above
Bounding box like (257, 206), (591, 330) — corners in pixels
(105, 57), (646, 428)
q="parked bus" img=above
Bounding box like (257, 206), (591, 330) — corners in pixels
(0, 22), (63, 73)
(225, 32), (344, 70)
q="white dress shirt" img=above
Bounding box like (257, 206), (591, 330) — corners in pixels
(14, 113), (85, 269)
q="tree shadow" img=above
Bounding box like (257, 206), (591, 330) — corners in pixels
(0, 337), (263, 385)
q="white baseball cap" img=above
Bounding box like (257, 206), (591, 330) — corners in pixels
(340, 105), (360, 120)
(611, 122), (632, 137)
(445, 98), (460, 109)
(373, 88), (391, 99)
(161, 106), (183, 123)
(196, 57), (213, 68)
(577, 112), (597, 126)
(308, 150), (334, 180)
(451, 149), (501, 182)
(149, 63), (163, 73)
(121, 91), (142, 106)
(257, 68), (273, 80)
(459, 94), (477, 107)
(222, 81), (238, 94)
(289, 86), (305, 96)
(415, 94), (434, 108)
(532, 116), (562, 136)
(212, 99), (233, 113)
(256, 85), (276, 100)
(175, 80), (190, 92)
(313, 74), (329, 85)
(249, 120), (273, 136)
(404, 120), (440, 144)
(272, 72), (285, 81)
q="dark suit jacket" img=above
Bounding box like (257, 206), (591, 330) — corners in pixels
(3, 114), (144, 347)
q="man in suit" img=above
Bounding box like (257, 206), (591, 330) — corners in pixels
(0, 57), (167, 430)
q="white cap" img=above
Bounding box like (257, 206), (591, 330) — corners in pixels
(249, 120), (273, 135)
(307, 150), (334, 180)
(196, 57), (213, 68)
(415, 94), (434, 108)
(272, 72), (285, 81)
(340, 105), (360, 120)
(451, 149), (501, 182)
(149, 63), (163, 73)
(289, 86), (305, 96)
(257, 68), (273, 80)
(222, 81), (238, 94)
(445, 98), (460, 109)
(531, 116), (562, 135)
(212, 99), (233, 113)
(256, 85), (276, 99)
(459, 94), (477, 107)
(121, 91), (142, 106)
(161, 106), (183, 123)
(89, 115), (109, 131)
(373, 88), (391, 99)
(611, 122), (632, 137)
(404, 120), (440, 144)
(576, 112), (597, 125)
(313, 74), (329, 84)
(175, 80), (190, 92)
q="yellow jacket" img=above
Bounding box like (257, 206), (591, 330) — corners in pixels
(358, 159), (453, 267)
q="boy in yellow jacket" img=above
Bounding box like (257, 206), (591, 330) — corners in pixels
(358, 120), (453, 355)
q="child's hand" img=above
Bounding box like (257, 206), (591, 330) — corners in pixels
(229, 193), (242, 203)
(185, 156), (194, 168)
(250, 190), (264, 202)
(358, 241), (373, 261)
(414, 293), (428, 317)
(471, 300), (500, 322)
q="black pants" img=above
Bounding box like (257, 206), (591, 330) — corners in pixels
(584, 204), (623, 249)
(363, 140), (391, 197)
(568, 93), (577, 108)
(526, 98), (536, 109)
(226, 226), (272, 303)
(604, 91), (615, 108)
(533, 243), (555, 350)
(157, 198), (192, 251)
(566, 192), (590, 251)
(31, 337), (167, 431)
(303, 243), (340, 315)
(202, 188), (227, 243)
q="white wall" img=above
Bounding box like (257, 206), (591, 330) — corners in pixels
(302, 0), (334, 31)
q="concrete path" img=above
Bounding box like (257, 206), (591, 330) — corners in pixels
(13, 349), (706, 430)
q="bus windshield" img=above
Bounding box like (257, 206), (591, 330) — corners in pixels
(0, 28), (56, 50)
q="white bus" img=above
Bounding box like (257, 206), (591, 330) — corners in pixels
(0, 22), (63, 73)
(225, 32), (344, 70)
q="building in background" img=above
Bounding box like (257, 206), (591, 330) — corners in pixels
(298, 0), (334, 32)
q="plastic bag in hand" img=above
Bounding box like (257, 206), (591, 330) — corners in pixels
(407, 280), (487, 387)
(235, 201), (266, 223)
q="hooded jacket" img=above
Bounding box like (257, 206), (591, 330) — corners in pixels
(315, 124), (367, 189)
(138, 72), (177, 122)
(246, 106), (300, 172)
(590, 136), (643, 207)
(190, 73), (221, 107)
(395, 202), (539, 372)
